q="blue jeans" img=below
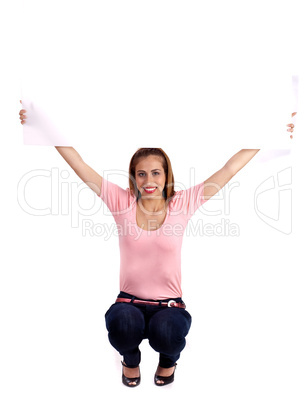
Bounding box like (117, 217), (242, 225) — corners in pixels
(105, 292), (192, 368)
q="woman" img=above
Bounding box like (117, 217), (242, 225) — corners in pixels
(19, 103), (296, 387)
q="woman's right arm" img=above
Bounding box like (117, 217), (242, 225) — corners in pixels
(54, 146), (102, 196)
(19, 102), (102, 196)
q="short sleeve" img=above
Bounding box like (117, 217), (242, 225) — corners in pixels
(97, 176), (134, 215)
(170, 181), (207, 220)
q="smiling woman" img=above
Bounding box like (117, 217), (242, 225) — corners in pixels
(128, 148), (176, 203)
(96, 146), (264, 387)
(18, 101), (296, 387)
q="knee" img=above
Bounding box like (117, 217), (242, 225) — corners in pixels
(105, 303), (145, 339)
(148, 310), (192, 352)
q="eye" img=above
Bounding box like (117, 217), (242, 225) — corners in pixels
(138, 172), (160, 177)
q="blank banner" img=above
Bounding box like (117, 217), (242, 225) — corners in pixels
(21, 0), (303, 148)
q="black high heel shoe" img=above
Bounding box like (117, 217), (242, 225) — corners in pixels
(154, 363), (177, 386)
(121, 361), (141, 387)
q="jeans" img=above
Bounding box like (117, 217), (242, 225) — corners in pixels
(105, 291), (192, 368)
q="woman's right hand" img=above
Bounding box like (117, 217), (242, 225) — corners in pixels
(19, 100), (27, 125)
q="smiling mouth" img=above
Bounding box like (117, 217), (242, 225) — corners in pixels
(143, 187), (157, 193)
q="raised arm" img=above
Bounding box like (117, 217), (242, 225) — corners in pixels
(19, 101), (102, 196)
(202, 110), (297, 200)
(55, 146), (102, 196)
(202, 149), (260, 200)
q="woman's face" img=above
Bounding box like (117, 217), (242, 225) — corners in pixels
(135, 155), (166, 199)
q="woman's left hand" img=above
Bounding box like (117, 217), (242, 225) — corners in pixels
(286, 112), (297, 139)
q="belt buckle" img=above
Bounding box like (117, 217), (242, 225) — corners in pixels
(167, 300), (176, 307)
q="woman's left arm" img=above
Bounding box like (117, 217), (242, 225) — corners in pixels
(224, 149), (260, 176)
(202, 149), (260, 200)
(203, 112), (296, 200)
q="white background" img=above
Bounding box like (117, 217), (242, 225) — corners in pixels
(1, 1), (308, 401)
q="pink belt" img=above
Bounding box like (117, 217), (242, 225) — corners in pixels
(115, 297), (186, 309)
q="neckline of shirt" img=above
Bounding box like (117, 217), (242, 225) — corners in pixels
(133, 200), (170, 233)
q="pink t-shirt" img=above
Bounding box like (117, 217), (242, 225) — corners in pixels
(97, 177), (207, 300)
